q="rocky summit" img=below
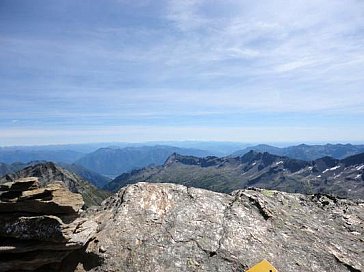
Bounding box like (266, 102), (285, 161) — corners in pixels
(0, 177), (97, 272)
(1, 180), (363, 272)
(80, 182), (363, 272)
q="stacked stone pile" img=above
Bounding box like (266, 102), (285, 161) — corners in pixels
(0, 177), (97, 271)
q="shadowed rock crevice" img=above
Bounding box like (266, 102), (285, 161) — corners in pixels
(247, 195), (273, 220)
(54, 240), (105, 272)
(333, 254), (362, 272)
(216, 194), (240, 255)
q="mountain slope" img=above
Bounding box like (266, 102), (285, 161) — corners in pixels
(232, 143), (364, 160)
(106, 151), (364, 199)
(0, 162), (109, 206)
(0, 162), (16, 177)
(76, 145), (212, 177)
(60, 163), (111, 188)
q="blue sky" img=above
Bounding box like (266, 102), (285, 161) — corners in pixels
(0, 0), (363, 145)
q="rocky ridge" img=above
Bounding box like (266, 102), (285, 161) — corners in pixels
(83, 182), (364, 272)
(0, 177), (97, 272)
(232, 143), (364, 161)
(106, 151), (364, 199)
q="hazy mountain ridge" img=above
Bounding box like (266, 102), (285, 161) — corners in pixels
(232, 143), (364, 160)
(106, 151), (364, 199)
(76, 145), (213, 177)
(0, 149), (85, 164)
(2, 142), (364, 184)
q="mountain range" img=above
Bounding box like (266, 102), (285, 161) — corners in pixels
(106, 151), (364, 199)
(1, 144), (364, 271)
(2, 143), (364, 179)
(75, 145), (213, 177)
(2, 142), (364, 201)
(0, 149), (85, 164)
(232, 143), (364, 160)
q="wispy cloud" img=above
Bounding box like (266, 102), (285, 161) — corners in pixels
(0, 0), (363, 144)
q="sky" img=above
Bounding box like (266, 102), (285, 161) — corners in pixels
(0, 0), (363, 146)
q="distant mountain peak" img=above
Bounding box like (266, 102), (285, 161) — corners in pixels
(164, 153), (220, 167)
(163, 152), (179, 164)
(240, 150), (281, 163)
(232, 143), (364, 161)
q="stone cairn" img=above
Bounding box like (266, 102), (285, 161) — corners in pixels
(0, 177), (97, 271)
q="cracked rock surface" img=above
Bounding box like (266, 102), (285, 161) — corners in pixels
(82, 182), (364, 272)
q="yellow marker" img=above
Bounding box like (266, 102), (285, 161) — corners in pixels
(246, 259), (278, 272)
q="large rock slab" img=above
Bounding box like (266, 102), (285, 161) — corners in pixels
(0, 180), (84, 214)
(0, 177), (40, 192)
(82, 182), (364, 272)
